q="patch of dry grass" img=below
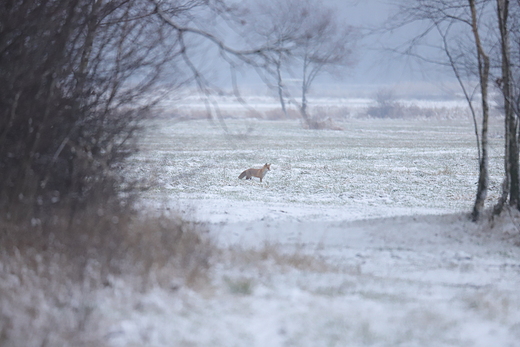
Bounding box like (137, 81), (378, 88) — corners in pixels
(224, 241), (334, 273)
(0, 205), (213, 346)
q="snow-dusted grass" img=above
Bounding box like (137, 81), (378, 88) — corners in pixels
(137, 117), (505, 218)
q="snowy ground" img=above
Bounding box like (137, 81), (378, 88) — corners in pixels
(104, 213), (520, 346)
(106, 114), (520, 346)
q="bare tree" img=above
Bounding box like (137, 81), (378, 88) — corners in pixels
(511, 1), (520, 120)
(237, 0), (305, 117)
(390, 0), (495, 221)
(494, 0), (520, 215)
(295, 3), (357, 127)
(238, 0), (358, 128)
(151, 0), (358, 129)
(467, 0), (491, 221)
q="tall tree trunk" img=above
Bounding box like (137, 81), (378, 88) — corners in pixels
(494, 0), (519, 215)
(469, 0), (491, 221)
(496, 0), (520, 212)
(276, 54), (287, 117)
(300, 52), (311, 127)
(301, 83), (308, 122)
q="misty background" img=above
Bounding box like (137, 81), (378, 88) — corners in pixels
(198, 0), (462, 99)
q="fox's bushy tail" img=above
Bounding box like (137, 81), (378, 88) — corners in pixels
(238, 171), (246, 179)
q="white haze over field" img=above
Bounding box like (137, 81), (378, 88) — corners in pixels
(208, 0), (456, 98)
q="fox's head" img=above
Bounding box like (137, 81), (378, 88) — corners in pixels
(264, 163), (271, 170)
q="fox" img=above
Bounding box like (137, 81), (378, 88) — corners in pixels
(238, 163), (271, 182)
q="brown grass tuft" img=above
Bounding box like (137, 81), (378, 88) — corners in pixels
(0, 205), (213, 345)
(225, 241), (333, 273)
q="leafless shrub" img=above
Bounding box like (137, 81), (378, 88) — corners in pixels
(261, 0), (358, 128)
(369, 104), (473, 120)
(366, 89), (403, 119)
(312, 106), (351, 121)
(224, 242), (333, 273)
(365, 89), (476, 119)
(262, 108), (302, 120)
(301, 116), (344, 130)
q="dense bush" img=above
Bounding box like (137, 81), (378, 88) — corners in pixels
(366, 89), (403, 119)
(0, 0), (174, 219)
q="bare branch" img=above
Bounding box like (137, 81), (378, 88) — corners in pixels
(152, 0), (284, 59)
(436, 23), (481, 162)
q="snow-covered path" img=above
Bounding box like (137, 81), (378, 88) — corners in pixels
(106, 198), (520, 347)
(213, 210), (520, 293)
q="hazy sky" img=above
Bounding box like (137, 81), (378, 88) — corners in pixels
(214, 0), (456, 96)
(324, 0), (442, 86)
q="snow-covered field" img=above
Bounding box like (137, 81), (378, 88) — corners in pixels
(104, 113), (520, 346)
(137, 115), (504, 218)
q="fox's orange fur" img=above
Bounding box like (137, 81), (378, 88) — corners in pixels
(238, 163), (271, 182)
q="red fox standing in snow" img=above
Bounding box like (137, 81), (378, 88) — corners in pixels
(238, 163), (271, 182)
